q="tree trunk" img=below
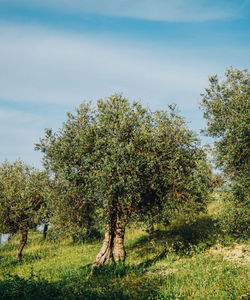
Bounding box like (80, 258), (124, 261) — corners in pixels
(112, 216), (126, 263)
(43, 223), (48, 240)
(16, 230), (28, 260)
(92, 214), (126, 268)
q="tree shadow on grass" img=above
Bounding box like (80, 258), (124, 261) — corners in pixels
(128, 215), (221, 261)
(0, 265), (166, 300)
(0, 257), (23, 269)
(0, 274), (61, 300)
(0, 217), (221, 299)
(0, 251), (52, 269)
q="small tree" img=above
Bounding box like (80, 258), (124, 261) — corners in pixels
(37, 95), (212, 266)
(0, 160), (49, 259)
(200, 68), (250, 237)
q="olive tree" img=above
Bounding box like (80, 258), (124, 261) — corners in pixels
(200, 68), (250, 237)
(130, 110), (212, 231)
(37, 95), (211, 266)
(0, 160), (49, 259)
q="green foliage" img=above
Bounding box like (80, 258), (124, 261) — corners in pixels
(215, 192), (250, 239)
(200, 68), (249, 173)
(211, 173), (224, 190)
(36, 95), (212, 236)
(0, 160), (49, 234)
(200, 67), (250, 237)
(71, 227), (103, 244)
(45, 181), (98, 242)
(47, 224), (103, 244)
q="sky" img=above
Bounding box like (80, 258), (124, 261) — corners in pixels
(0, 0), (249, 168)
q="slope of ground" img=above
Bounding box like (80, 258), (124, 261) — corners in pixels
(0, 199), (249, 299)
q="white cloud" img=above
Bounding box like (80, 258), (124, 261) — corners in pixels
(1, 0), (244, 22)
(0, 19), (248, 167)
(0, 107), (44, 167)
(0, 21), (218, 167)
(0, 22), (221, 110)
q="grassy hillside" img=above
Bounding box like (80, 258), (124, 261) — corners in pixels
(0, 200), (249, 299)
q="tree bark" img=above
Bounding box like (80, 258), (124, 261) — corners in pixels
(43, 223), (48, 240)
(16, 230), (28, 260)
(93, 229), (114, 267)
(112, 215), (126, 263)
(92, 214), (126, 268)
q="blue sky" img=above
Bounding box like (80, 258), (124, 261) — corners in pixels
(0, 0), (249, 168)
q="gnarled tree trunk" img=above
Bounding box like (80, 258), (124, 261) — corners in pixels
(112, 216), (126, 263)
(16, 230), (28, 260)
(43, 223), (48, 240)
(93, 214), (126, 268)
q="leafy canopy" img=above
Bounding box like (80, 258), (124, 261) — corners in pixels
(200, 68), (249, 179)
(200, 68), (250, 237)
(37, 95), (211, 228)
(0, 160), (49, 234)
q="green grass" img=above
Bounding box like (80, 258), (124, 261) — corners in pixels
(0, 203), (249, 299)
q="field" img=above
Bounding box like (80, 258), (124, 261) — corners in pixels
(0, 200), (249, 300)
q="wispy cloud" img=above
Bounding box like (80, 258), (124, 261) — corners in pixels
(0, 21), (213, 167)
(0, 0), (249, 169)
(1, 0), (247, 22)
(0, 107), (44, 166)
(0, 22), (222, 109)
(0, 17), (248, 167)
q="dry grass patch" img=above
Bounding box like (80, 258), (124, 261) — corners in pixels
(210, 243), (250, 265)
